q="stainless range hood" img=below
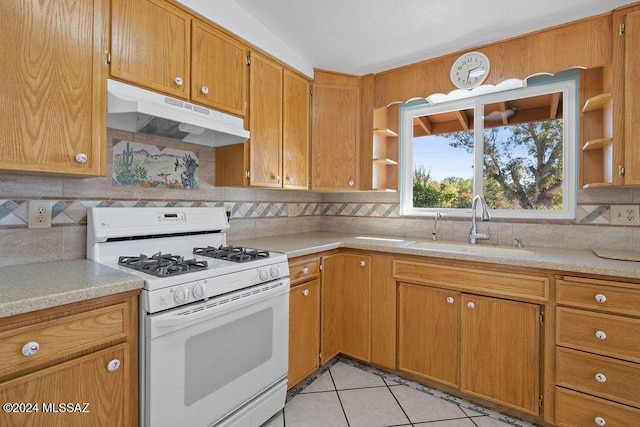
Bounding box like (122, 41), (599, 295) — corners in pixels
(107, 79), (249, 147)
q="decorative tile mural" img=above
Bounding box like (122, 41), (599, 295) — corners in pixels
(112, 140), (200, 190)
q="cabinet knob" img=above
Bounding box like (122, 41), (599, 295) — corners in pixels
(302, 267), (309, 275)
(595, 330), (607, 340)
(22, 341), (40, 357)
(466, 302), (475, 309)
(107, 359), (121, 372)
(75, 153), (88, 163)
(348, 179), (354, 186)
(273, 174), (281, 183)
(287, 175), (294, 183)
(359, 260), (366, 267)
(201, 85), (209, 95)
(446, 296), (455, 304)
(302, 289), (310, 297)
(174, 76), (184, 86)
(595, 373), (607, 383)
(594, 416), (606, 426)
(594, 293), (607, 304)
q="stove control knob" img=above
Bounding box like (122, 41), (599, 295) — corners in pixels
(259, 268), (270, 281)
(193, 283), (206, 299)
(174, 287), (189, 304)
(270, 266), (280, 279)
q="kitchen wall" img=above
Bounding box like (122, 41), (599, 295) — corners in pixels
(1, 128), (639, 268)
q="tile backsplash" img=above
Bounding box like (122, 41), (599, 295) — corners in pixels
(1, 129), (639, 267)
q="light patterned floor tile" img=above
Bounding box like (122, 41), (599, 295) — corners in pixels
(389, 384), (467, 423)
(338, 387), (410, 427)
(300, 370), (335, 393)
(283, 391), (348, 427)
(330, 361), (386, 389)
(413, 418), (478, 426)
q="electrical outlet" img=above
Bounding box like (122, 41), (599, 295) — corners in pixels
(610, 205), (640, 226)
(287, 203), (298, 217)
(28, 200), (52, 228)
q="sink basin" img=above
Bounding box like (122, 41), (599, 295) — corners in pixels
(408, 241), (535, 258)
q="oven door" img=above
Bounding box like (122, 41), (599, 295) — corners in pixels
(142, 279), (289, 427)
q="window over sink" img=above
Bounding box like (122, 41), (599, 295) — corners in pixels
(400, 72), (578, 219)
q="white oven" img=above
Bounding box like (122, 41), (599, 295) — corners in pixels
(86, 207), (290, 427)
(141, 279), (289, 427)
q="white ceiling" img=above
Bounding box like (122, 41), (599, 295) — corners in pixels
(230, 0), (636, 75)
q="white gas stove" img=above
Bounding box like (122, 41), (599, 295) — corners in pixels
(86, 207), (290, 427)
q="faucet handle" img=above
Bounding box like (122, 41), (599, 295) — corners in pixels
(514, 238), (524, 248)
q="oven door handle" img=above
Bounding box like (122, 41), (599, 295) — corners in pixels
(151, 282), (289, 329)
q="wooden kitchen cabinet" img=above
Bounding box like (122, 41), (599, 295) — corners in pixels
(191, 20), (248, 117)
(0, 291), (139, 427)
(312, 71), (361, 190)
(321, 253), (371, 364)
(0, 0), (108, 176)
(248, 51), (283, 187)
(282, 69), (311, 189)
(111, 0), (191, 99)
(287, 256), (320, 389)
(554, 275), (640, 425)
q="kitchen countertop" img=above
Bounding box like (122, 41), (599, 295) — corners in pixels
(0, 259), (143, 319)
(231, 231), (640, 281)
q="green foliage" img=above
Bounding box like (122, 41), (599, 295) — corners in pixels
(114, 142), (148, 186)
(413, 165), (473, 208)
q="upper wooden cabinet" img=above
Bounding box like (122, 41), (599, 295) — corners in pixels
(191, 20), (247, 116)
(0, 0), (108, 176)
(248, 51), (283, 187)
(312, 71), (361, 191)
(111, 0), (191, 99)
(217, 55), (310, 189)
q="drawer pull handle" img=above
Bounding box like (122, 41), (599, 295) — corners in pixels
(595, 373), (607, 383)
(467, 302), (475, 309)
(174, 76), (184, 86)
(446, 296), (455, 304)
(302, 267), (309, 275)
(595, 330), (607, 340)
(594, 293), (607, 303)
(22, 341), (40, 357)
(594, 416), (606, 426)
(302, 289), (310, 297)
(107, 359), (121, 372)
(359, 260), (366, 267)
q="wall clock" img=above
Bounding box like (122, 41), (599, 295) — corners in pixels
(450, 51), (490, 89)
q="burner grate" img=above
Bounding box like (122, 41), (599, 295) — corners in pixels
(193, 245), (270, 263)
(118, 252), (208, 277)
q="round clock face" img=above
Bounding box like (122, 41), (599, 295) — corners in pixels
(450, 52), (490, 89)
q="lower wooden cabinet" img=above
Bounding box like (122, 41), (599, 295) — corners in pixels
(398, 282), (541, 416)
(321, 253), (371, 364)
(0, 292), (139, 427)
(555, 387), (640, 427)
(288, 279), (320, 388)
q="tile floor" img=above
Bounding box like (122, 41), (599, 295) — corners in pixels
(263, 357), (538, 427)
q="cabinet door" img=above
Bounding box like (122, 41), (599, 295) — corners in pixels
(623, 9), (640, 185)
(288, 279), (320, 389)
(283, 70), (310, 190)
(398, 283), (460, 387)
(0, 0), (107, 176)
(461, 294), (540, 415)
(311, 84), (360, 190)
(321, 253), (371, 364)
(0, 345), (130, 427)
(111, 0), (190, 98)
(191, 20), (247, 116)
(248, 51), (283, 187)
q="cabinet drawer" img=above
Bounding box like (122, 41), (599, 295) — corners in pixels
(0, 303), (129, 377)
(556, 307), (640, 363)
(557, 278), (640, 316)
(556, 347), (640, 408)
(289, 257), (320, 286)
(555, 387), (640, 427)
(393, 260), (548, 301)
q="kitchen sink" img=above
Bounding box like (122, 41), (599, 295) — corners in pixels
(408, 241), (535, 258)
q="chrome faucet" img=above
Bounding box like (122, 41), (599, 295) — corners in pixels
(431, 212), (442, 241)
(470, 195), (490, 244)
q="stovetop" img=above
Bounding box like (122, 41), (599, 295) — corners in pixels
(118, 252), (209, 277)
(193, 245), (270, 263)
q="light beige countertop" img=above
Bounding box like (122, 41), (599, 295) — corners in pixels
(231, 231), (640, 281)
(0, 259), (143, 319)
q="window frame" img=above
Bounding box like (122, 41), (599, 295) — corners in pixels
(400, 79), (577, 219)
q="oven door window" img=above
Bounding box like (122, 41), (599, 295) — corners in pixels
(184, 308), (273, 405)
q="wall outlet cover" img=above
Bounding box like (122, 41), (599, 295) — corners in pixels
(287, 203), (298, 217)
(28, 200), (52, 228)
(610, 205), (640, 226)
